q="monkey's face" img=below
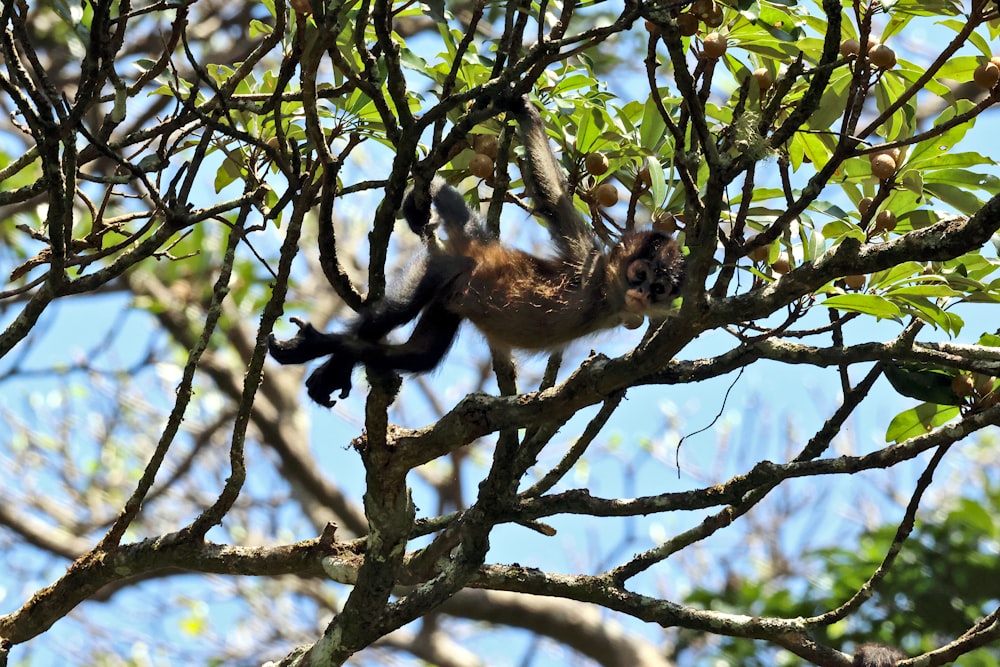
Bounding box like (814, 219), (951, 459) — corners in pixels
(621, 233), (684, 315)
(624, 258), (667, 312)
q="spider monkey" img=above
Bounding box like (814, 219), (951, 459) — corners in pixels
(268, 96), (685, 407)
(853, 643), (907, 667)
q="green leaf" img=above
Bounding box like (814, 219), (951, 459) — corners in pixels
(885, 403), (960, 443)
(923, 182), (986, 217)
(884, 363), (965, 405)
(979, 333), (1000, 347)
(821, 220), (866, 243)
(822, 294), (901, 319)
(249, 19), (273, 38)
(639, 95), (669, 152)
(575, 106), (607, 153)
(884, 284), (962, 298)
(890, 295), (964, 335)
(647, 158), (666, 208)
(806, 69), (850, 132)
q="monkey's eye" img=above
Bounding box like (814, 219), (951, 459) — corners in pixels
(651, 283), (666, 296)
(627, 260), (648, 284)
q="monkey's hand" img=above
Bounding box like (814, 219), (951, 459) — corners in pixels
(268, 318), (340, 364)
(305, 356), (354, 407)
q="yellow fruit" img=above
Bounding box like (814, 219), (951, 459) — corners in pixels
(748, 244), (769, 263)
(869, 43), (897, 69)
(469, 153), (494, 178)
(952, 374), (975, 398)
(975, 373), (996, 394)
(770, 257), (791, 274)
(873, 210), (896, 233)
(870, 145), (901, 163)
(974, 61), (1000, 90)
(595, 183), (619, 208)
(677, 13), (698, 37)
(705, 4), (725, 27)
(691, 0), (715, 18)
(752, 67), (774, 91)
(839, 39), (861, 57)
(870, 154), (897, 180)
(585, 152), (610, 176)
(844, 274), (866, 290)
(703, 32), (727, 59)
(473, 134), (499, 159)
(653, 212), (678, 234)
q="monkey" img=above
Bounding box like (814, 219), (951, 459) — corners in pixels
(853, 643), (907, 667)
(267, 96), (685, 407)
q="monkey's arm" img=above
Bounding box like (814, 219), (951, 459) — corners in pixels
(268, 319), (344, 364)
(302, 303), (463, 406)
(268, 253), (473, 406)
(509, 98), (596, 260)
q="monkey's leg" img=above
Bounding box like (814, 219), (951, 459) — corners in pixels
(354, 255), (472, 340)
(267, 318), (345, 364)
(363, 302), (464, 373)
(303, 302), (463, 406)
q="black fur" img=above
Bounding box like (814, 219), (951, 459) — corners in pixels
(268, 96), (684, 406)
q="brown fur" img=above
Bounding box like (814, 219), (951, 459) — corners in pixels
(267, 95), (685, 406)
(445, 241), (620, 349)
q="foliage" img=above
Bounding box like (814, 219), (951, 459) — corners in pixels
(3, 0), (1000, 664)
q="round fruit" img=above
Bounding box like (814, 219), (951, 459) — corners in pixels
(869, 43), (897, 69)
(653, 212), (678, 234)
(858, 197), (874, 215)
(752, 67), (774, 91)
(677, 13), (698, 37)
(974, 61), (1000, 90)
(585, 152), (610, 176)
(595, 182), (619, 208)
(645, 19), (662, 37)
(870, 145), (901, 163)
(691, 0), (715, 19)
(748, 244), (769, 263)
(982, 391), (1000, 408)
(703, 32), (727, 59)
(952, 373), (975, 398)
(839, 38), (861, 57)
(870, 153), (897, 180)
(290, 0), (312, 13)
(844, 274), (866, 290)
(770, 257), (791, 274)
(873, 210), (896, 233)
(474, 134), (499, 159)
(705, 4), (725, 27)
(975, 374), (997, 396)
(469, 153), (494, 178)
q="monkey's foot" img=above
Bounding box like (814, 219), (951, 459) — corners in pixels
(268, 318), (340, 364)
(305, 357), (355, 407)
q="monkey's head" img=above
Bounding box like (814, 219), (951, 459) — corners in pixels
(617, 231), (684, 315)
